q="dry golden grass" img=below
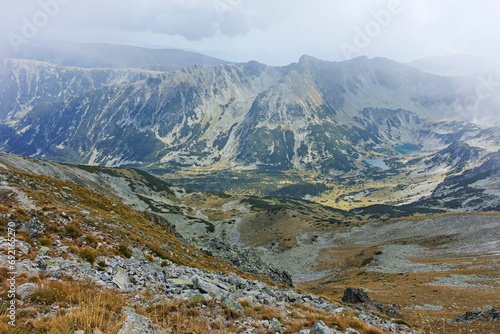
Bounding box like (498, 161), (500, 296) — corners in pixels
(0, 278), (126, 334)
(140, 298), (245, 334)
(300, 243), (500, 334)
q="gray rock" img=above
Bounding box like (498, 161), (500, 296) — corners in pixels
(454, 306), (500, 322)
(287, 291), (299, 302)
(39, 246), (50, 255)
(310, 320), (333, 334)
(117, 310), (163, 334)
(131, 249), (147, 261)
(196, 238), (293, 286)
(46, 264), (61, 279)
(342, 287), (371, 304)
(113, 267), (131, 289)
(226, 272), (246, 288)
(20, 218), (44, 238)
(17, 283), (37, 300)
(269, 318), (282, 333)
(193, 276), (223, 296)
(344, 329), (361, 334)
(222, 294), (245, 315)
(216, 281), (230, 291)
(165, 278), (193, 288)
(100, 272), (111, 281)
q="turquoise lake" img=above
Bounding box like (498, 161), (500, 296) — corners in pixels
(394, 143), (421, 155)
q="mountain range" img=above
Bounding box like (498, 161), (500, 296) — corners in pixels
(1, 46), (500, 209)
(2, 54), (500, 170)
(1, 43), (500, 333)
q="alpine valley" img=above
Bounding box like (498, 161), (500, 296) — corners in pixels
(0, 44), (499, 334)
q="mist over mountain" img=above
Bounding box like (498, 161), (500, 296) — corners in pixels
(10, 41), (229, 71)
(407, 54), (499, 77)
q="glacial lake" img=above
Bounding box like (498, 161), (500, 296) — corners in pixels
(394, 143), (421, 155)
(363, 159), (389, 170)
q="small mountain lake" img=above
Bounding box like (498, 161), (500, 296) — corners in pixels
(363, 159), (389, 170)
(394, 143), (421, 155)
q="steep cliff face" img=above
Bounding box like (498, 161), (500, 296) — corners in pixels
(421, 150), (500, 211)
(0, 58), (156, 122)
(1, 56), (499, 175)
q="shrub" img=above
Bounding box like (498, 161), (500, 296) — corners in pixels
(79, 248), (97, 264)
(39, 238), (51, 246)
(85, 234), (98, 248)
(116, 243), (132, 258)
(64, 222), (82, 238)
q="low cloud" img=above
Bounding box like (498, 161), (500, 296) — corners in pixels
(147, 0), (253, 40)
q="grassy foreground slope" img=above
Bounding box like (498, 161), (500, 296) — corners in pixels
(0, 165), (407, 333)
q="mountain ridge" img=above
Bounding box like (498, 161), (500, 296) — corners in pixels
(10, 41), (230, 71)
(2, 55), (499, 171)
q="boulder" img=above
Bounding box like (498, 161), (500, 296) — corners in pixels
(193, 276), (223, 296)
(17, 283), (37, 300)
(131, 249), (147, 261)
(222, 294), (245, 315)
(269, 318), (282, 333)
(286, 291), (299, 302)
(342, 287), (371, 304)
(20, 218), (44, 238)
(45, 264), (62, 279)
(226, 272), (246, 288)
(345, 329), (361, 334)
(454, 306), (500, 322)
(117, 309), (163, 334)
(309, 320), (333, 334)
(112, 267), (131, 289)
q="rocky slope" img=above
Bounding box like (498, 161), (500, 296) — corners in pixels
(0, 158), (416, 333)
(0, 150), (295, 286)
(1, 152), (498, 333)
(0, 58), (157, 123)
(418, 149), (500, 211)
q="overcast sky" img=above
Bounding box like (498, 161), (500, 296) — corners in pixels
(1, 0), (499, 66)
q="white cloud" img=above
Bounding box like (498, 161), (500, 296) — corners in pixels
(0, 0), (499, 66)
